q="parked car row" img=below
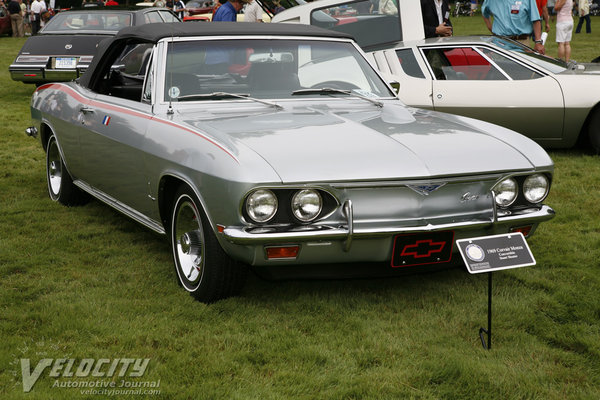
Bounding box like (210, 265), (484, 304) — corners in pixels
(272, 0), (600, 153)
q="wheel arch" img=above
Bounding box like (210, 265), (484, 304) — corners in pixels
(157, 174), (216, 236)
(40, 122), (54, 152)
(577, 101), (600, 150)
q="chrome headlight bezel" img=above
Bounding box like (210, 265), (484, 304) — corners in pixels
(291, 189), (323, 223)
(245, 189), (278, 223)
(493, 177), (518, 207)
(523, 173), (550, 204)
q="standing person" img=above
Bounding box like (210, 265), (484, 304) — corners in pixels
(575, 0), (591, 33)
(470, 0), (478, 16)
(554, 0), (573, 61)
(30, 0), (44, 35)
(536, 0), (551, 33)
(244, 0), (262, 22)
(481, 0), (545, 54)
(8, 0), (24, 37)
(420, 0), (452, 38)
(173, 0), (185, 19)
(212, 0), (249, 21)
(20, 0), (29, 35)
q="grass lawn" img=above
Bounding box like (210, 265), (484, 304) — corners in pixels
(1, 17), (600, 399)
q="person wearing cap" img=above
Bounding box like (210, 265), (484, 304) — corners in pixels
(212, 0), (250, 21)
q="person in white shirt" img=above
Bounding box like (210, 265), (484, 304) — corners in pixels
(244, 0), (262, 22)
(30, 0), (45, 34)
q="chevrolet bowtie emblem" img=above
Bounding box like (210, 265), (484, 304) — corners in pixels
(406, 183), (446, 196)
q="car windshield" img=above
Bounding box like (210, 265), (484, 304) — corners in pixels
(163, 38), (394, 102)
(43, 12), (133, 32)
(484, 36), (568, 73)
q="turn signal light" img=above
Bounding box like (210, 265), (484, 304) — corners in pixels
(511, 225), (533, 237)
(265, 245), (300, 260)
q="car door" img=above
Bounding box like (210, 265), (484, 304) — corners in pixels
(422, 45), (564, 141)
(76, 43), (154, 214)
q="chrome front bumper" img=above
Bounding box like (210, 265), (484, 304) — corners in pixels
(223, 202), (556, 248)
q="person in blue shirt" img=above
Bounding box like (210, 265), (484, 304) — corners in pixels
(482, 0), (545, 54)
(212, 0), (250, 21)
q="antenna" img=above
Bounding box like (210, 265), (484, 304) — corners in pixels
(167, 28), (175, 115)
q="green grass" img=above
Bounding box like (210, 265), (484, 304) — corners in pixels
(1, 18), (600, 399)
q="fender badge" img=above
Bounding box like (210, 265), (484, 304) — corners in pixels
(461, 192), (480, 202)
(406, 183), (446, 196)
(65, 44), (73, 50)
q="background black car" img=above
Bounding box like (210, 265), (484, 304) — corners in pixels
(9, 7), (180, 85)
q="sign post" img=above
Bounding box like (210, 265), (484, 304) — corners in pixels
(456, 232), (536, 349)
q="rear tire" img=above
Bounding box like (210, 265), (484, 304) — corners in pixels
(170, 185), (247, 303)
(46, 135), (88, 206)
(588, 109), (600, 154)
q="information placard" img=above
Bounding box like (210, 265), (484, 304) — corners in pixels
(456, 233), (535, 274)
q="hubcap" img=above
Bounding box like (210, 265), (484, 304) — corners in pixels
(174, 199), (205, 287)
(47, 140), (62, 198)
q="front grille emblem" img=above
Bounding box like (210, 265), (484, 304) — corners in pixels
(406, 183), (446, 196)
(65, 44), (72, 50)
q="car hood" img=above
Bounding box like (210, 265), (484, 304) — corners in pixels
(178, 101), (546, 183)
(17, 34), (111, 56)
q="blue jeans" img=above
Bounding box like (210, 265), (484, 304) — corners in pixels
(575, 15), (591, 33)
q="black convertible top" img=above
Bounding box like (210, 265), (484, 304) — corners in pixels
(79, 22), (354, 88)
(114, 21), (354, 42)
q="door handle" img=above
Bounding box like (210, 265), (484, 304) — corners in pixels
(79, 107), (95, 114)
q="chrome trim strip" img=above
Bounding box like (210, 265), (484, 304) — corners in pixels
(10, 64), (48, 69)
(491, 191), (498, 223)
(73, 180), (166, 235)
(343, 200), (353, 252)
(223, 205), (555, 244)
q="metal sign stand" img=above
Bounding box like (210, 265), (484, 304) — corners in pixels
(479, 272), (492, 350)
(456, 233), (537, 350)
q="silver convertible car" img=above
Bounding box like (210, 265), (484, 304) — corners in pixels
(28, 22), (555, 302)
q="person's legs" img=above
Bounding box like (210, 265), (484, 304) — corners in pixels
(585, 15), (591, 33)
(576, 16), (583, 33)
(557, 42), (566, 60)
(11, 14), (19, 37)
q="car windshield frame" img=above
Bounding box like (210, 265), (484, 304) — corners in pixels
(159, 36), (396, 104)
(482, 36), (568, 74)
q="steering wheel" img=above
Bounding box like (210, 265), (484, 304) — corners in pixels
(311, 81), (360, 90)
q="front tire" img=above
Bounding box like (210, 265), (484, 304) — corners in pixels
(170, 186), (247, 303)
(46, 135), (87, 206)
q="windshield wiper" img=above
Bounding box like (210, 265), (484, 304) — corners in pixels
(291, 88), (383, 108)
(177, 92), (283, 110)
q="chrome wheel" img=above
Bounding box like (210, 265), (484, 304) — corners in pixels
(172, 195), (205, 291)
(46, 137), (63, 200)
(169, 186), (248, 303)
(44, 134), (87, 206)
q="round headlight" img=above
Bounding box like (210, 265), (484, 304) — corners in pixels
(291, 189), (322, 222)
(494, 178), (518, 207)
(523, 174), (549, 203)
(246, 189), (278, 223)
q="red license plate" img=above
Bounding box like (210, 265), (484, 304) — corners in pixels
(391, 231), (454, 268)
